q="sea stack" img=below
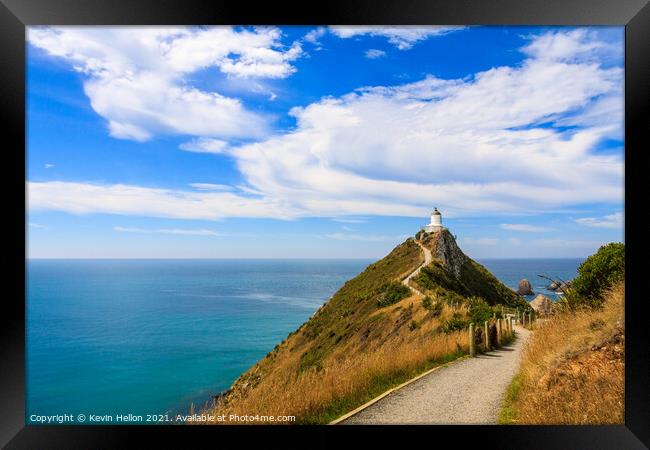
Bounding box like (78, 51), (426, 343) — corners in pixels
(517, 279), (534, 296)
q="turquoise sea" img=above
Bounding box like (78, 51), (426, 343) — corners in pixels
(26, 258), (581, 423)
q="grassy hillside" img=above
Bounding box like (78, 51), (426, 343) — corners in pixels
(203, 231), (529, 424)
(499, 281), (624, 424)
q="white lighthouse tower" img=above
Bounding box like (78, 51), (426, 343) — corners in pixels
(423, 208), (444, 233)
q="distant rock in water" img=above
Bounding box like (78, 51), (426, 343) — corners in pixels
(517, 279), (534, 296)
(530, 294), (554, 316)
(546, 280), (561, 291)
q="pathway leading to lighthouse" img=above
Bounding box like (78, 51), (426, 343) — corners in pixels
(341, 326), (531, 424)
(402, 239), (433, 296)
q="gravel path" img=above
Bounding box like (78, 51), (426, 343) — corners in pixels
(343, 326), (531, 424)
(402, 240), (433, 296)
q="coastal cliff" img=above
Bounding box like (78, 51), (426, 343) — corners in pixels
(205, 229), (530, 423)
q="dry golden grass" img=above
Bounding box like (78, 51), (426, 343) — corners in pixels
(502, 282), (624, 424)
(202, 301), (469, 424)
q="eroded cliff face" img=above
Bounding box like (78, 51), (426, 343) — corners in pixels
(414, 229), (526, 308)
(419, 229), (467, 278)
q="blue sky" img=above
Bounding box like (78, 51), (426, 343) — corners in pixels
(26, 26), (624, 259)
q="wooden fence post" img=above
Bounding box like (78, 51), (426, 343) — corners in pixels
(496, 319), (501, 347)
(484, 321), (490, 351)
(469, 323), (476, 357)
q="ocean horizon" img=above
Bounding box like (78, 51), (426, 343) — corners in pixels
(26, 257), (582, 423)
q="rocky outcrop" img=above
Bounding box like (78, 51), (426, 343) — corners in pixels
(546, 280), (561, 291)
(517, 279), (534, 296)
(530, 294), (553, 315)
(546, 280), (571, 292)
(420, 229), (467, 278)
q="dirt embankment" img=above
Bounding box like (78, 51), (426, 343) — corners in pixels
(500, 282), (624, 425)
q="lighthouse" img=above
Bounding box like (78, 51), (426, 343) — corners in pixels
(423, 208), (444, 233)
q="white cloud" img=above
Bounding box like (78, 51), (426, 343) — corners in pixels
(28, 222), (47, 229)
(507, 237), (522, 245)
(304, 27), (327, 45)
(225, 30), (623, 219)
(533, 238), (606, 249)
(28, 181), (302, 220)
(188, 183), (234, 191)
(114, 226), (224, 236)
(27, 30), (624, 223)
(500, 224), (554, 232)
(325, 232), (406, 242)
(463, 237), (499, 246)
(574, 212), (623, 229)
(331, 218), (367, 224)
(44, 163), (55, 169)
(521, 29), (618, 63)
(180, 138), (229, 154)
(28, 26), (302, 142)
(365, 49), (386, 59)
(329, 26), (464, 50)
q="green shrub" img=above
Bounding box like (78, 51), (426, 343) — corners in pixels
(563, 242), (624, 308)
(422, 296), (433, 310)
(408, 320), (419, 331)
(431, 301), (443, 317)
(441, 313), (468, 333)
(467, 296), (494, 324)
(377, 281), (411, 308)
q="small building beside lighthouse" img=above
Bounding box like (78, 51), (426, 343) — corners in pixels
(423, 208), (445, 233)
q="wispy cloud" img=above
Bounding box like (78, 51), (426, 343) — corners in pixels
(180, 138), (229, 154)
(188, 183), (234, 191)
(324, 232), (406, 242)
(44, 163), (55, 169)
(29, 181), (301, 220)
(114, 226), (224, 236)
(533, 238), (607, 248)
(329, 26), (465, 50)
(574, 212), (623, 229)
(331, 218), (367, 224)
(463, 237), (499, 246)
(28, 222), (47, 229)
(365, 49), (386, 59)
(304, 27), (326, 46)
(500, 224), (554, 232)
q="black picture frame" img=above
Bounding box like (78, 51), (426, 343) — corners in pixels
(1, 0), (648, 448)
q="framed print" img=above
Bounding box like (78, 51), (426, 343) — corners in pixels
(1, 0), (648, 448)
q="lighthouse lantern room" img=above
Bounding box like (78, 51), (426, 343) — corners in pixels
(423, 208), (444, 233)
